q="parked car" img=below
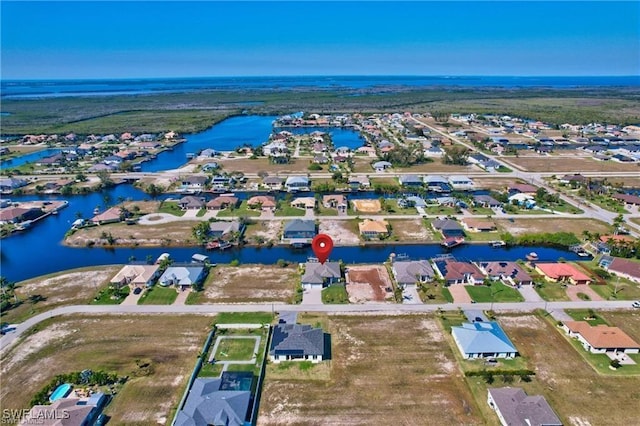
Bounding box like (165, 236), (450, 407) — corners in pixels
(632, 301), (640, 308)
(133, 287), (142, 295)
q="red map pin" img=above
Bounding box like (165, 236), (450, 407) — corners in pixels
(311, 234), (334, 264)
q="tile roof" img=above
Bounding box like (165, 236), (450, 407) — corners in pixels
(535, 263), (591, 282)
(608, 257), (640, 280)
(565, 321), (640, 349)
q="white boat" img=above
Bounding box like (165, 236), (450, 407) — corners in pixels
(490, 240), (506, 248)
(526, 252), (539, 261)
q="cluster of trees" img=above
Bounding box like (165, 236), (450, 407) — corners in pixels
(379, 142), (431, 167)
(500, 231), (580, 248)
(442, 146), (469, 165)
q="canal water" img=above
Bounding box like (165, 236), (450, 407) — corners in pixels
(1, 184), (585, 282)
(1, 148), (62, 168)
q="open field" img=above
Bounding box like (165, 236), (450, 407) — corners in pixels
(496, 312), (640, 425)
(217, 157), (312, 174)
(351, 198), (382, 213)
(64, 221), (198, 247)
(502, 156), (640, 173)
(345, 265), (394, 303)
(388, 219), (436, 242)
(0, 314), (212, 425)
(496, 217), (612, 236)
(244, 220), (282, 243)
(0, 266), (120, 324)
(318, 219), (361, 245)
(258, 315), (483, 425)
(190, 264), (299, 303)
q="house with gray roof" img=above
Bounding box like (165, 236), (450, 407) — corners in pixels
(424, 175), (451, 192)
(262, 176), (284, 190)
(285, 176), (310, 191)
(209, 220), (244, 238)
(452, 321), (518, 359)
(373, 161), (392, 172)
(473, 194), (502, 208)
(270, 323), (327, 363)
(432, 218), (465, 237)
(178, 196), (205, 210)
(158, 265), (206, 291)
(175, 373), (252, 426)
(399, 174), (423, 187)
(487, 387), (562, 426)
(392, 260), (435, 288)
(301, 261), (341, 289)
(282, 219), (316, 243)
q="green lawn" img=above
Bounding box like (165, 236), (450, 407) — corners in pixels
(198, 362), (223, 378)
(534, 282), (570, 301)
(423, 205), (459, 215)
(465, 282), (524, 303)
(92, 286), (129, 305)
(466, 206), (495, 216)
(564, 309), (608, 326)
(216, 201), (261, 217)
(215, 312), (274, 324)
(185, 291), (203, 305)
(196, 208), (207, 217)
(417, 283), (450, 304)
(465, 231), (502, 242)
(214, 338), (257, 361)
(321, 285), (349, 304)
(438, 311), (467, 332)
(275, 205), (307, 217)
(441, 287), (454, 303)
(158, 201), (185, 217)
(137, 286), (178, 305)
(588, 278), (640, 301)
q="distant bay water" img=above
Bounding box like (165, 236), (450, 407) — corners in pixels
(2, 75), (639, 99)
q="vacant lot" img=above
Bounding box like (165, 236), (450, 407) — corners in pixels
(345, 265), (394, 303)
(259, 315), (483, 425)
(496, 217), (611, 236)
(473, 178), (529, 191)
(217, 157), (311, 174)
(245, 220), (282, 243)
(497, 313), (640, 426)
(318, 219), (361, 245)
(64, 221), (198, 247)
(193, 264), (299, 303)
(389, 219), (435, 242)
(0, 314), (212, 425)
(1, 266), (120, 324)
(351, 199), (382, 213)
(502, 156), (640, 172)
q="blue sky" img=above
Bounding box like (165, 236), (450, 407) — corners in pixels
(1, 1), (638, 79)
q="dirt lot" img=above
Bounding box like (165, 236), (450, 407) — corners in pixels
(217, 157), (312, 174)
(65, 221), (198, 247)
(319, 220), (360, 245)
(498, 313), (640, 426)
(473, 177), (529, 191)
(345, 265), (394, 303)
(199, 264), (299, 303)
(1, 266), (120, 323)
(259, 315), (482, 425)
(389, 219), (435, 242)
(0, 314), (212, 425)
(351, 199), (382, 213)
(245, 220), (282, 243)
(502, 156), (640, 172)
(496, 218), (611, 236)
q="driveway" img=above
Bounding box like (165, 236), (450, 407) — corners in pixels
(302, 287), (323, 305)
(402, 286), (422, 305)
(121, 289), (143, 305)
(173, 290), (190, 305)
(518, 285), (543, 302)
(448, 285), (472, 303)
(565, 285), (603, 302)
(464, 309), (488, 322)
(183, 209), (200, 218)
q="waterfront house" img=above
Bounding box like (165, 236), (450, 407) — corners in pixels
(487, 388), (562, 426)
(433, 259), (485, 285)
(461, 218), (497, 233)
(291, 197), (316, 210)
(399, 174), (424, 187)
(206, 196), (239, 211)
(0, 177), (28, 192)
(282, 219), (316, 241)
(432, 218), (465, 238)
(472, 194), (502, 208)
(392, 260), (435, 288)
(535, 263), (592, 285)
(181, 175), (208, 190)
(424, 175), (451, 192)
(285, 176), (310, 191)
(263, 141), (288, 156)
(508, 193), (536, 208)
(247, 195), (276, 211)
(262, 176), (284, 190)
(400, 196), (427, 208)
(301, 261), (341, 289)
(348, 175), (370, 190)
(210, 175), (232, 190)
(175, 373), (252, 426)
(178, 196), (205, 210)
(452, 321), (519, 359)
(110, 264), (161, 289)
(199, 148), (218, 158)
(358, 219), (389, 239)
(102, 155), (123, 166)
(0, 207), (41, 224)
(477, 261), (533, 286)
(599, 256), (640, 284)
(209, 220), (244, 239)
(158, 265), (206, 291)
(562, 321), (640, 354)
(372, 161), (392, 172)
(322, 194), (347, 209)
(448, 175), (475, 190)
(91, 207), (122, 225)
(270, 321), (327, 364)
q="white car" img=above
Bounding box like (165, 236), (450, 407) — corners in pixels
(632, 301), (640, 308)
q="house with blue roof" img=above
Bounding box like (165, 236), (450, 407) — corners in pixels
(452, 321), (518, 359)
(158, 265), (206, 291)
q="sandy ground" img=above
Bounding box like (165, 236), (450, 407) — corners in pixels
(565, 285), (604, 302)
(345, 265), (394, 302)
(248, 220), (282, 242)
(318, 220), (360, 245)
(203, 265), (296, 302)
(390, 219), (434, 241)
(351, 199), (382, 213)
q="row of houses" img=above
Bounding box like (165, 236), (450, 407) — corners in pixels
(110, 263), (207, 291)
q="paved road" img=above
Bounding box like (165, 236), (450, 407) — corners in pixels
(1, 300), (636, 355)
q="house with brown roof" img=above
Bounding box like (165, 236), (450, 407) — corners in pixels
(600, 256), (640, 284)
(358, 219), (389, 239)
(477, 261), (533, 286)
(462, 218), (497, 233)
(247, 195), (276, 211)
(433, 259), (485, 285)
(535, 262), (592, 285)
(507, 183), (538, 195)
(111, 264), (161, 289)
(91, 207), (122, 225)
(562, 321), (640, 354)
(322, 194), (348, 214)
(613, 193), (640, 206)
(0, 207), (42, 224)
(206, 196), (239, 210)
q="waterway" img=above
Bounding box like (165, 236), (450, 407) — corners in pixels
(1, 183), (585, 282)
(1, 148), (61, 168)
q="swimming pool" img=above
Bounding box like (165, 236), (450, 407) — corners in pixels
(49, 383), (72, 402)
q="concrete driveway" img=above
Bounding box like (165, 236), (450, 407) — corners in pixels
(518, 285), (543, 302)
(566, 285), (603, 302)
(448, 285), (472, 303)
(402, 286), (422, 304)
(302, 287), (323, 305)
